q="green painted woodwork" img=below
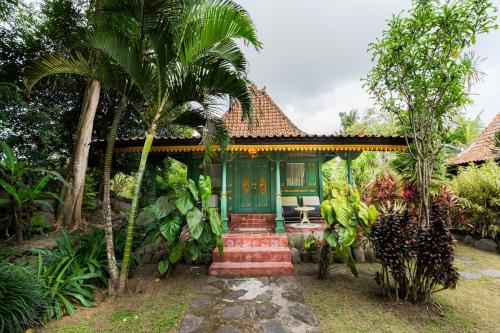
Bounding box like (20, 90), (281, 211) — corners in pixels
(274, 156), (285, 234)
(221, 159), (228, 233)
(233, 159), (271, 213)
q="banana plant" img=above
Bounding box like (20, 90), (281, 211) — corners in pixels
(137, 175), (223, 277)
(0, 141), (67, 241)
(320, 186), (379, 278)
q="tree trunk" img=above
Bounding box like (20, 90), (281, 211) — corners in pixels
(14, 208), (22, 242)
(56, 79), (101, 228)
(118, 129), (156, 293)
(103, 97), (126, 293)
(416, 153), (431, 228)
(71, 181), (85, 231)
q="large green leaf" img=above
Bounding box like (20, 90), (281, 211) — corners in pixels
(155, 196), (176, 216)
(0, 140), (16, 172)
(160, 216), (182, 242)
(185, 242), (199, 261)
(168, 243), (184, 264)
(136, 206), (158, 225)
(324, 229), (338, 248)
(208, 207), (222, 236)
(187, 179), (199, 201)
(175, 189), (194, 215)
(158, 260), (169, 276)
(186, 207), (203, 239)
(346, 255), (359, 278)
(32, 175), (50, 195)
(339, 226), (356, 247)
(320, 200), (334, 225)
(198, 175), (211, 208)
(0, 179), (19, 202)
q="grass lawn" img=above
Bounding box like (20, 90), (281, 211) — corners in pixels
(297, 244), (500, 333)
(39, 264), (206, 333)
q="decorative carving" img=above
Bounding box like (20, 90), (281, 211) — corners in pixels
(117, 143), (408, 154)
(259, 177), (267, 194)
(242, 177), (250, 194)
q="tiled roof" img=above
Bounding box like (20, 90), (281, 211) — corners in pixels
(451, 113), (500, 165)
(222, 85), (306, 137)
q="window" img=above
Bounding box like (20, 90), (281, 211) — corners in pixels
(286, 163), (305, 186)
(203, 164), (222, 187)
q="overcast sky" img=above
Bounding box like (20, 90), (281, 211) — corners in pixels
(236, 0), (500, 134)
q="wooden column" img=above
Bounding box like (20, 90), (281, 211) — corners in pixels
(318, 153), (325, 202)
(347, 151), (354, 186)
(221, 159), (229, 233)
(275, 156), (285, 234)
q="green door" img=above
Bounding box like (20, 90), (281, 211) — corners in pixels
(234, 159), (271, 213)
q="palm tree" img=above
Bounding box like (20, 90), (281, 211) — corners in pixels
(452, 113), (484, 149)
(28, 0), (261, 293)
(339, 109), (359, 134)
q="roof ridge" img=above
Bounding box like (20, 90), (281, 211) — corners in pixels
(222, 84), (306, 137)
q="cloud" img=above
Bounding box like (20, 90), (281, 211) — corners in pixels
(467, 59), (500, 124)
(237, 0), (500, 130)
(282, 80), (372, 135)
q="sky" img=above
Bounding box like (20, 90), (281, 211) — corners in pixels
(236, 0), (500, 134)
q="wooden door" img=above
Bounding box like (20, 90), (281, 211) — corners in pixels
(234, 159), (271, 213)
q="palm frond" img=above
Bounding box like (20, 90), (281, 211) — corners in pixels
(86, 29), (157, 100)
(178, 0), (262, 66)
(25, 53), (95, 92)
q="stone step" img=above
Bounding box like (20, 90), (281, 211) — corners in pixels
(222, 234), (289, 248)
(212, 247), (291, 262)
(208, 261), (294, 276)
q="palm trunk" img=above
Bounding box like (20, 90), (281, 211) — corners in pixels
(118, 129), (156, 293)
(56, 79), (101, 229)
(103, 97), (126, 293)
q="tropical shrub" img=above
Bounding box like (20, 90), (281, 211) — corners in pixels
(137, 175), (223, 276)
(448, 161), (500, 239)
(32, 230), (127, 319)
(362, 173), (401, 208)
(319, 186), (379, 279)
(370, 204), (459, 304)
(37, 254), (100, 319)
(322, 152), (382, 197)
(0, 141), (67, 241)
(0, 261), (47, 333)
(110, 172), (135, 199)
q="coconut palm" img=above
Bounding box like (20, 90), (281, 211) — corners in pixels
(28, 0), (261, 293)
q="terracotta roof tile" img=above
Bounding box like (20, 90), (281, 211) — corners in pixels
(222, 85), (306, 137)
(451, 113), (500, 165)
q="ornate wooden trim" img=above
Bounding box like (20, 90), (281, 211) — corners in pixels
(115, 143), (407, 153)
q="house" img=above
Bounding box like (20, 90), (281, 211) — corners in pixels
(450, 113), (500, 166)
(108, 85), (407, 275)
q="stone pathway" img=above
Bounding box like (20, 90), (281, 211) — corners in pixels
(178, 276), (319, 333)
(455, 255), (500, 279)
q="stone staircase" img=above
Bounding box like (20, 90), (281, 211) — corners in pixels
(229, 213), (276, 231)
(208, 230), (294, 277)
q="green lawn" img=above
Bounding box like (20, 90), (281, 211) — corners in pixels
(297, 244), (500, 333)
(39, 265), (206, 333)
(38, 244), (499, 333)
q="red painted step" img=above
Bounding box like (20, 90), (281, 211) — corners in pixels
(208, 261), (294, 276)
(212, 247), (291, 262)
(208, 233), (293, 277)
(222, 234), (289, 248)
